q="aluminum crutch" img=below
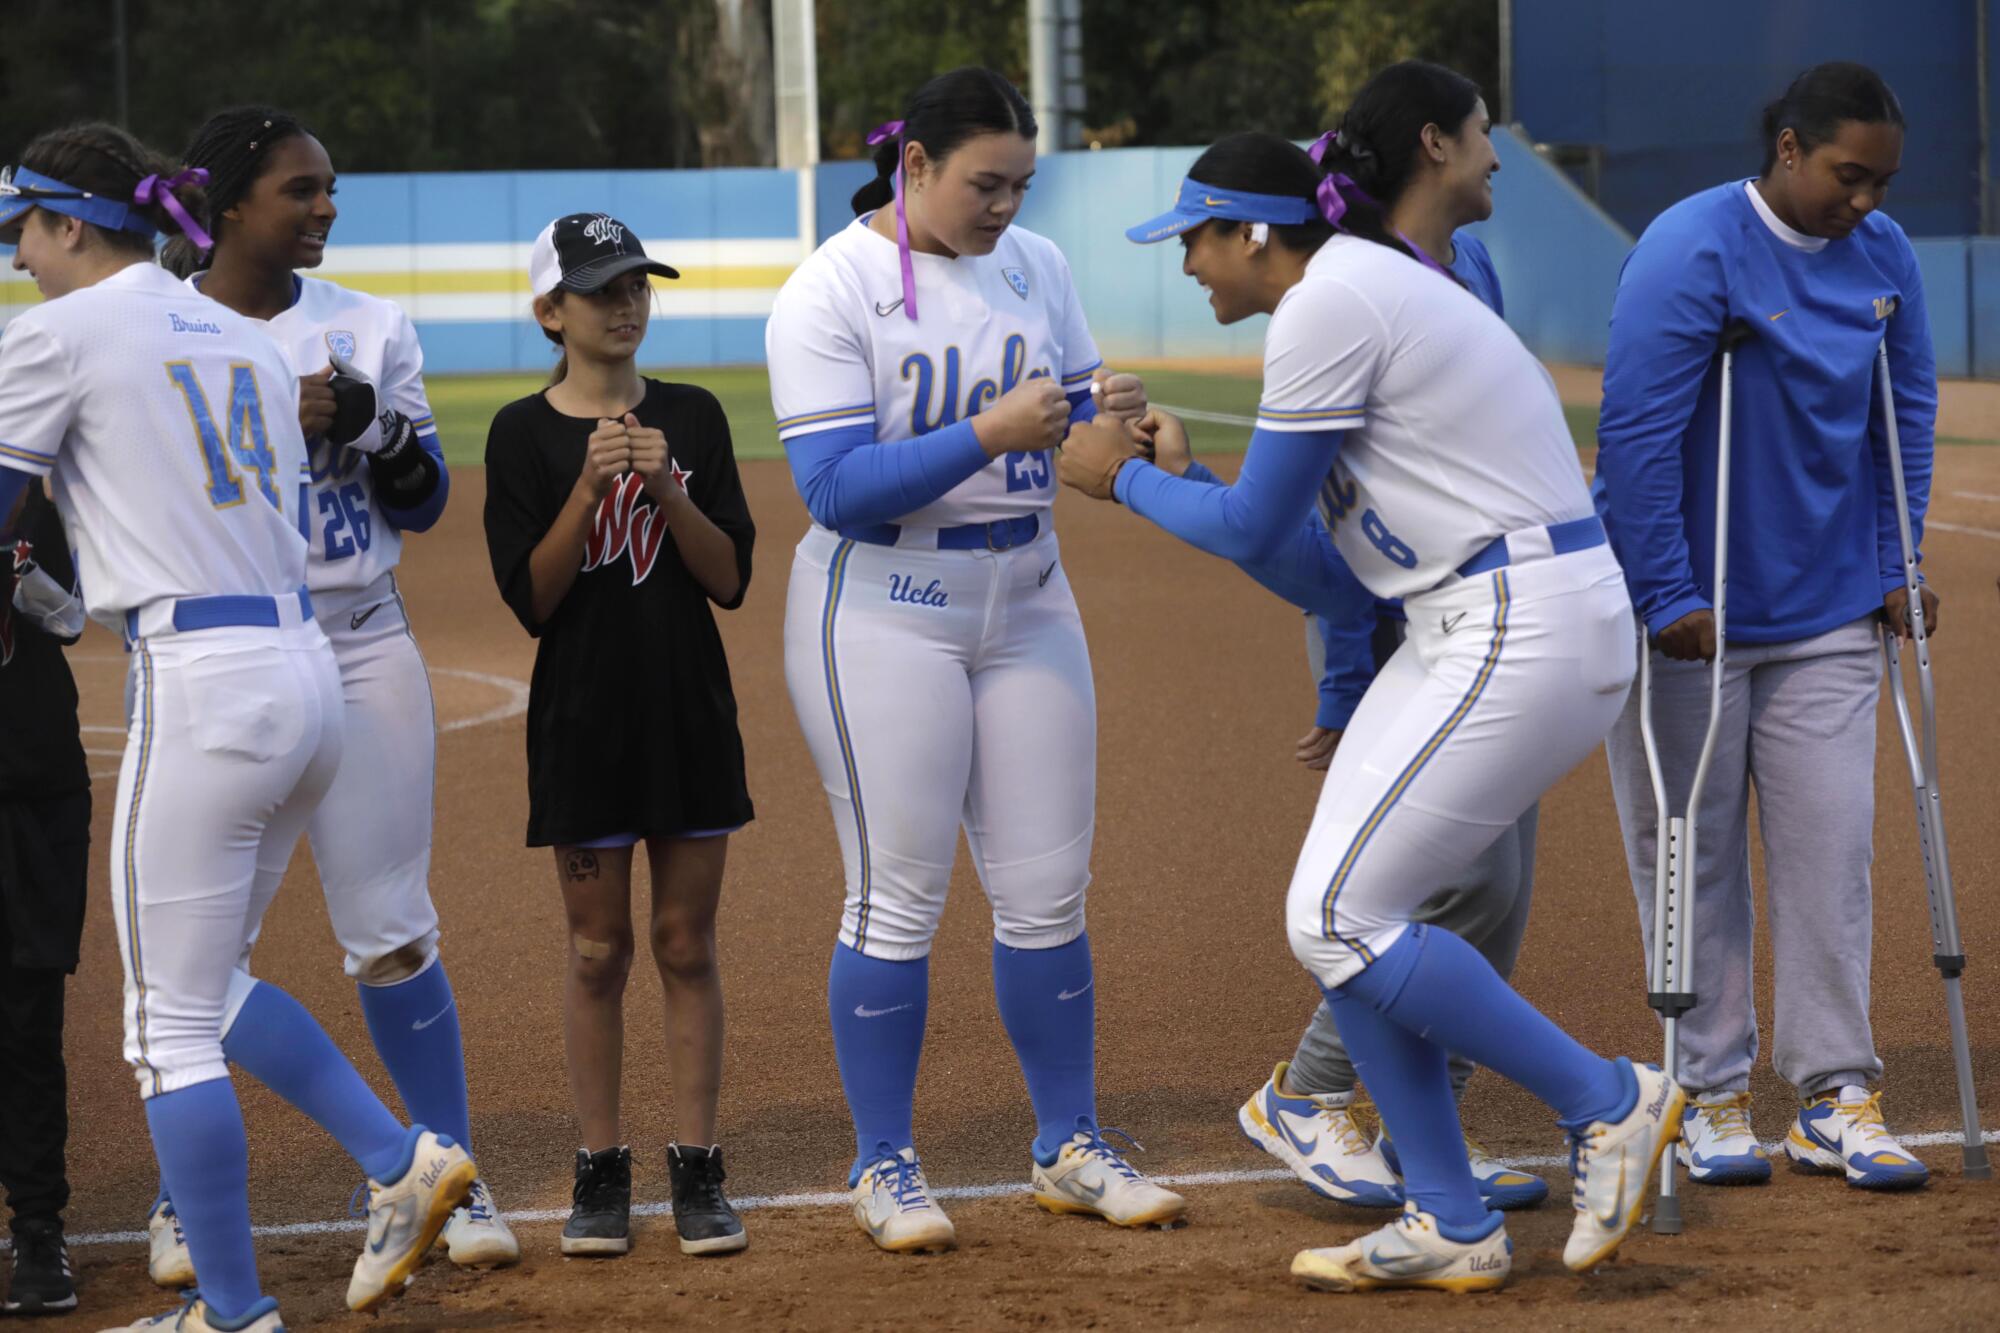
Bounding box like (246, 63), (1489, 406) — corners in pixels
(1643, 319), (1752, 1235)
(1872, 338), (1991, 1180)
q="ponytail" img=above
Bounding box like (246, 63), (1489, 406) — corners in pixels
(848, 66), (1035, 217)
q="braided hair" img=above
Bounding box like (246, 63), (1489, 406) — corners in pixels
(14, 122), (206, 258)
(161, 106), (313, 278)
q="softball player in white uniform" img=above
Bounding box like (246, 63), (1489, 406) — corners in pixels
(141, 107), (518, 1276)
(765, 66), (1183, 1252)
(0, 123), (470, 1332)
(1061, 130), (1683, 1294)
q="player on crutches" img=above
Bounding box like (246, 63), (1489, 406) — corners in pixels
(1871, 338), (1990, 1181)
(1638, 322), (1750, 1233)
(1597, 60), (1938, 1212)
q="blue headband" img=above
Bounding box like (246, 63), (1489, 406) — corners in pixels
(0, 165), (162, 239)
(1124, 177), (1318, 244)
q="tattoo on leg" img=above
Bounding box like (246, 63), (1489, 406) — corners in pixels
(564, 851), (601, 882)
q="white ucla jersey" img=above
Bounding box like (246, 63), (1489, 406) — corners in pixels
(193, 274), (438, 594)
(0, 263), (308, 626)
(1259, 235), (1593, 599)
(765, 217), (1101, 528)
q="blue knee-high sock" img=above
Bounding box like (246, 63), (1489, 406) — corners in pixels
(356, 957), (473, 1154)
(828, 943), (928, 1182)
(1341, 925), (1635, 1128)
(1321, 988), (1490, 1233)
(991, 934), (1097, 1161)
(144, 1081), (263, 1322)
(222, 981), (409, 1181)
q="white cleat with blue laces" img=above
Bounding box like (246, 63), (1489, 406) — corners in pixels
(440, 1177), (521, 1267)
(1031, 1122), (1187, 1229)
(1291, 1203), (1511, 1294)
(346, 1127), (477, 1312)
(1563, 1061), (1685, 1273)
(851, 1145), (956, 1254)
(1239, 1063), (1403, 1208)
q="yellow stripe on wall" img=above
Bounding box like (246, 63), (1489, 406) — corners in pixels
(2, 264), (795, 309)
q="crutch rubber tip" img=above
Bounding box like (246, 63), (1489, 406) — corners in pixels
(1651, 1196), (1683, 1234)
(1963, 1146), (1993, 1181)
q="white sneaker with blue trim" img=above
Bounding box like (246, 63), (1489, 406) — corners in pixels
(1677, 1091), (1771, 1184)
(346, 1128), (477, 1311)
(440, 1176), (521, 1267)
(1562, 1061), (1685, 1273)
(145, 1197), (195, 1289)
(1784, 1087), (1929, 1190)
(1239, 1063), (1402, 1208)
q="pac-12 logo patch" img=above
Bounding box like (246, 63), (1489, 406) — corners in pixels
(325, 329), (358, 362)
(1003, 267), (1030, 300)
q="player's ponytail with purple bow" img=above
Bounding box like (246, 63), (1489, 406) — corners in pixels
(849, 65), (1037, 215)
(9, 123), (209, 260)
(1309, 60), (1482, 277)
(162, 106), (313, 278)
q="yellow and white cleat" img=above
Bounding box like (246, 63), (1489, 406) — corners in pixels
(346, 1128), (477, 1312)
(1292, 1203), (1510, 1294)
(1563, 1061), (1685, 1273)
(101, 1294), (285, 1331)
(145, 1197), (195, 1289)
(851, 1145), (956, 1254)
(439, 1177), (521, 1267)
(1031, 1124), (1187, 1229)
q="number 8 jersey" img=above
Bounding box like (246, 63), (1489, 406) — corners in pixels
(0, 263), (308, 625)
(190, 273), (441, 595)
(766, 217), (1102, 529)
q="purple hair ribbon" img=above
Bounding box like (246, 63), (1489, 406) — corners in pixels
(1306, 129), (1452, 280)
(133, 167), (214, 251)
(865, 119), (918, 321)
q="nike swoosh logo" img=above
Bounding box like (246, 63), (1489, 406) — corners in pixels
(350, 601), (385, 630)
(1769, 309), (1789, 321)
(1275, 1111), (1318, 1157)
(1039, 560), (1057, 588)
(1593, 1155), (1626, 1227)
(1367, 1246), (1444, 1275)
(1071, 1176), (1106, 1200)
(1441, 612), (1466, 633)
(1057, 980), (1092, 1001)
(854, 1002), (914, 1018)
(874, 298), (906, 317)
(412, 999), (456, 1032)
(1202, 195), (1232, 207)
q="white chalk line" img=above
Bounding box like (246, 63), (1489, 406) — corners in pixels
(1952, 491), (2000, 503)
(24, 1128), (1998, 1252)
(1929, 519), (2000, 541)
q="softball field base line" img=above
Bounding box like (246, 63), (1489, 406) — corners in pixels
(17, 1128), (1997, 1252)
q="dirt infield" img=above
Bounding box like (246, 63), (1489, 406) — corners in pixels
(50, 452), (2000, 1329)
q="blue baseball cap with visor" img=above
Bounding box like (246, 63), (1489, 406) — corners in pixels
(1124, 177), (1319, 244)
(0, 164), (210, 246)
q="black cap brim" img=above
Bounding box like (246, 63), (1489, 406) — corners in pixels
(559, 254), (680, 291)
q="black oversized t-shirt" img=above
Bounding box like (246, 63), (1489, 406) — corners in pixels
(483, 379), (756, 846)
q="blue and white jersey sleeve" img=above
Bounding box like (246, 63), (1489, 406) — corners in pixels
(1256, 278), (1382, 433)
(0, 319), (74, 477)
(767, 270), (875, 443)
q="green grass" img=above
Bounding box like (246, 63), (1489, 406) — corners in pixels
(423, 364), (1609, 468)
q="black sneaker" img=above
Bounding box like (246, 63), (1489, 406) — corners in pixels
(5, 1218), (78, 1313)
(667, 1143), (747, 1256)
(561, 1146), (632, 1257)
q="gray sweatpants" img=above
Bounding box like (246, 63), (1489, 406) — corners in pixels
(1288, 614), (1540, 1099)
(1603, 615), (1884, 1098)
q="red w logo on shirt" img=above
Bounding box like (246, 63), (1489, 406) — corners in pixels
(582, 473), (670, 585)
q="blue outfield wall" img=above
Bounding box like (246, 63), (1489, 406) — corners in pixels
(0, 140), (1988, 376)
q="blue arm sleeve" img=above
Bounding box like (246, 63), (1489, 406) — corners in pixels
(785, 418), (991, 531)
(1182, 460), (1222, 486)
(1873, 239), (1937, 592)
(1595, 221), (1730, 636)
(0, 466), (29, 539)
(1067, 387), (1096, 424)
(1113, 425), (1344, 563)
(1311, 530), (1379, 729)
(379, 430), (450, 533)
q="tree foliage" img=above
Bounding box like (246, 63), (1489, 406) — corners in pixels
(0, 0), (1495, 170)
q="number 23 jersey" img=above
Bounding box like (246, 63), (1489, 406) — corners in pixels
(0, 262), (307, 623)
(765, 216), (1102, 529)
(196, 273), (441, 595)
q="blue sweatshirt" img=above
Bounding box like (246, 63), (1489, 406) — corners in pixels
(1594, 181), (1935, 643)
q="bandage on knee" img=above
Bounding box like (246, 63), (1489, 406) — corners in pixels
(572, 934), (615, 960)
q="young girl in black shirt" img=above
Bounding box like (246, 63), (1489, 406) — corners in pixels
(483, 213), (754, 1259)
